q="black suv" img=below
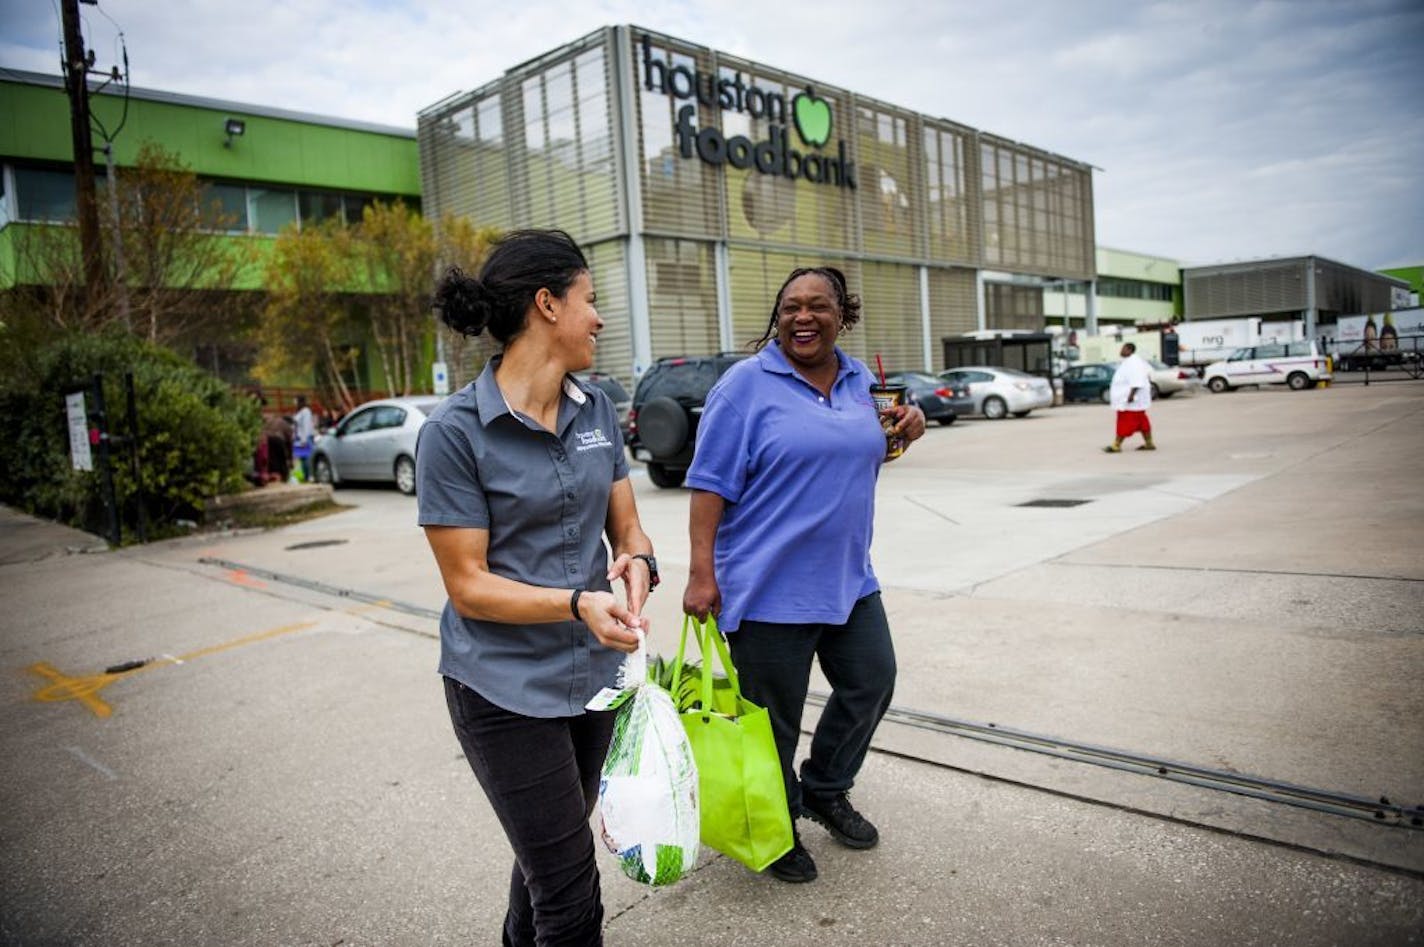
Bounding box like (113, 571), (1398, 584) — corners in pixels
(626, 354), (747, 488)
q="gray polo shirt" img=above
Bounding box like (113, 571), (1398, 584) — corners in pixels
(416, 356), (629, 718)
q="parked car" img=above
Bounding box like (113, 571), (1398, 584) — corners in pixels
(311, 396), (443, 495)
(936, 366), (1054, 419)
(1061, 363), (1115, 403)
(881, 371), (966, 425)
(1146, 359), (1201, 398)
(574, 371), (632, 440)
(1203, 340), (1332, 393)
(626, 354), (747, 488)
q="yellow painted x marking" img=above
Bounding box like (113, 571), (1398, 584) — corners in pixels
(27, 620), (316, 719)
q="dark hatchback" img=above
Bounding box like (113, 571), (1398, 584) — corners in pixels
(626, 353), (747, 488)
(882, 371), (968, 425)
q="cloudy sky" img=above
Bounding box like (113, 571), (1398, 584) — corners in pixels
(3, 0), (1420, 270)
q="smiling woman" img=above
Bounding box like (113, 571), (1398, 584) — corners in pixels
(418, 229), (658, 945)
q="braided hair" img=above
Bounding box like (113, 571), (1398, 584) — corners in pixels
(750, 266), (862, 351)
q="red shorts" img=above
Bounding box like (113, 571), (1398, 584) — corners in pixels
(1116, 410), (1152, 439)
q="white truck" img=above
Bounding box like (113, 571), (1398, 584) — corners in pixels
(1173, 317), (1303, 370)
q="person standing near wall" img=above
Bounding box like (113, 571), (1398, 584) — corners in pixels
(1104, 341), (1155, 452)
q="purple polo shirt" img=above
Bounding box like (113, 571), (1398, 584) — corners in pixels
(686, 342), (885, 633)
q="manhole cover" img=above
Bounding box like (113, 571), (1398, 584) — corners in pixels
(284, 539), (349, 551)
(1016, 499), (1091, 508)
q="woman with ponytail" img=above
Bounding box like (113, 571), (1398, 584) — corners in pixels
(417, 230), (657, 946)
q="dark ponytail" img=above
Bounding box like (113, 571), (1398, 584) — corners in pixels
(433, 229), (589, 346)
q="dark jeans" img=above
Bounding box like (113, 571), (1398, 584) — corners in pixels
(727, 592), (896, 817)
(444, 677), (615, 947)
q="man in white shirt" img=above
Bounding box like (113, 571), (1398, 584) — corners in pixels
(1104, 342), (1155, 452)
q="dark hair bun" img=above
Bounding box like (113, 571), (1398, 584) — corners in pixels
(434, 266), (494, 337)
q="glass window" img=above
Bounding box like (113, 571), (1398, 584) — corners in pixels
(202, 182), (249, 231)
(339, 408), (377, 435)
(372, 406), (407, 429)
(250, 187), (297, 233)
(477, 95), (503, 144)
(1255, 343), (1286, 358)
(300, 190), (344, 225)
(344, 194), (375, 226)
(15, 166), (76, 221)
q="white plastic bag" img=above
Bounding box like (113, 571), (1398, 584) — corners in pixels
(594, 631), (699, 887)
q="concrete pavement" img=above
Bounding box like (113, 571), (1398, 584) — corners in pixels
(1, 380), (1421, 945)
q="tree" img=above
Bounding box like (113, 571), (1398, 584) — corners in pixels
(4, 140), (252, 345)
(256, 219), (360, 413)
(434, 216), (502, 388)
(115, 141), (253, 345)
(355, 200), (435, 397)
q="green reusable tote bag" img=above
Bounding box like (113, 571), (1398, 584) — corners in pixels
(671, 615), (794, 872)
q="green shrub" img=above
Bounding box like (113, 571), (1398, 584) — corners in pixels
(0, 331), (260, 540)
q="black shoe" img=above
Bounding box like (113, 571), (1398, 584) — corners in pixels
(766, 834), (818, 883)
(802, 792), (879, 849)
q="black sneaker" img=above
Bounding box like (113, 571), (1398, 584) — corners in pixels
(802, 792), (879, 849)
(766, 834), (818, 883)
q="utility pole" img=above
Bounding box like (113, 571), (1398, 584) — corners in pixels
(60, 0), (106, 302)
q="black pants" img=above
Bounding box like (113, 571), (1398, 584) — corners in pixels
(727, 592), (896, 817)
(444, 678), (615, 947)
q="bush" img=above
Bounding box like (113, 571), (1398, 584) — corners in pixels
(0, 331), (260, 541)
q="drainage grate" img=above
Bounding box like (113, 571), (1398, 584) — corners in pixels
(1017, 498), (1091, 508)
(284, 539), (349, 551)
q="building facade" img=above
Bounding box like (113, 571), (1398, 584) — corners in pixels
(418, 26), (1098, 382)
(1042, 246), (1180, 332)
(1182, 255), (1408, 337)
(0, 70), (421, 386)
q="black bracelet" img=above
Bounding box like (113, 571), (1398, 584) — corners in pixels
(570, 588), (583, 622)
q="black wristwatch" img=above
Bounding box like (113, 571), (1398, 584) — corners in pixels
(632, 553), (660, 591)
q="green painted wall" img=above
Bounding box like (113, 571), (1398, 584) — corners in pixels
(0, 78), (420, 194)
(1379, 265), (1423, 296)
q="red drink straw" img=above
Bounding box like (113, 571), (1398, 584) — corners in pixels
(875, 354), (886, 385)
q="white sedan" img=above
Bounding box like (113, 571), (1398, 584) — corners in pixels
(937, 366), (1054, 419)
(1147, 359), (1202, 398)
(311, 396), (443, 495)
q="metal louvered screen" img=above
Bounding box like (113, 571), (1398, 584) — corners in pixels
(979, 137), (1093, 280)
(635, 35), (726, 240)
(923, 123), (979, 266)
(855, 100), (921, 260)
(645, 237), (720, 355)
(847, 261), (922, 371)
(419, 85), (515, 231)
(927, 267), (978, 369)
(586, 239), (634, 382)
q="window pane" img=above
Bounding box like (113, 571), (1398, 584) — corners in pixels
(344, 194), (375, 226)
(202, 182), (249, 231)
(299, 190), (344, 225)
(15, 167), (76, 221)
(250, 187), (297, 233)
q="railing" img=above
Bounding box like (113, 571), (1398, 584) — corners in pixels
(1329, 334), (1424, 384)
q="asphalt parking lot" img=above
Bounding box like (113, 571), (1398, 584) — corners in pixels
(2, 380), (1421, 945)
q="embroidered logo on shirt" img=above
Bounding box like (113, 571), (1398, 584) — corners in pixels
(574, 428), (615, 452)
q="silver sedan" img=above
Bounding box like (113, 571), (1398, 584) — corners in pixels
(937, 366), (1054, 419)
(311, 396), (443, 495)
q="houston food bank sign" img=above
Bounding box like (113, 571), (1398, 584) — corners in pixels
(640, 35), (857, 190)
